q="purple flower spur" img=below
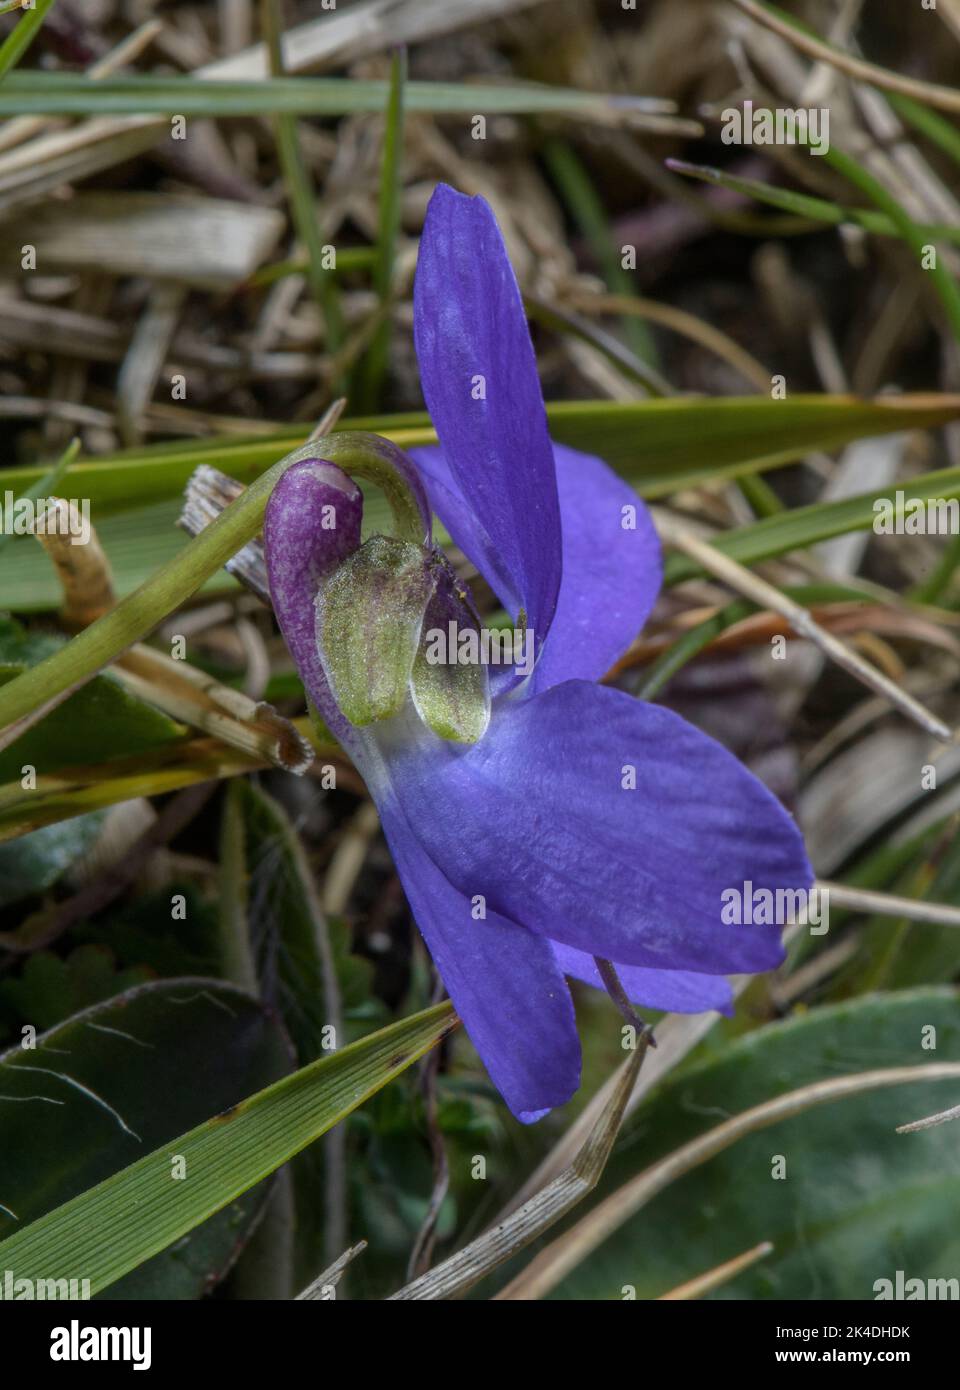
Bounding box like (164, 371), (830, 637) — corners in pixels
(263, 183), (812, 1122)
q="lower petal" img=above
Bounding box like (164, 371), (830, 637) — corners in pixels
(550, 942), (734, 1016)
(378, 796), (581, 1122)
(384, 680), (812, 977)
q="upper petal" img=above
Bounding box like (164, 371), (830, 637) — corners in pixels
(413, 184), (561, 645)
(378, 794), (581, 1123)
(384, 680), (812, 976)
(410, 442), (662, 690)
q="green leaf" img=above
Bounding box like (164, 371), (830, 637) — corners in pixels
(0, 943), (151, 1031)
(0, 978), (293, 1299)
(0, 814), (103, 908)
(73, 884), (221, 981)
(219, 777), (382, 1289)
(0, 500), (222, 613)
(224, 779), (380, 1062)
(0, 624), (183, 902)
(0, 999), (457, 1296)
(0, 661), (183, 783)
(541, 989), (960, 1300)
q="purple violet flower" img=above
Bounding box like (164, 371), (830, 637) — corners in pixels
(263, 183), (813, 1123)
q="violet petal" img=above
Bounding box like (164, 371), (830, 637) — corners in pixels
(413, 184), (562, 644)
(381, 680), (811, 976)
(411, 440), (662, 689)
(550, 943), (735, 1016)
(378, 796), (581, 1122)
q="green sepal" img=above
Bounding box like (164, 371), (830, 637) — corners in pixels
(410, 561), (491, 745)
(316, 535), (433, 727)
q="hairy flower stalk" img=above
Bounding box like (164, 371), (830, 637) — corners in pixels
(264, 184), (813, 1122)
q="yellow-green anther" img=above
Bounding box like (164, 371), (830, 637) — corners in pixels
(316, 535), (433, 727)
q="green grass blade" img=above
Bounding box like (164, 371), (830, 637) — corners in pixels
(544, 138), (657, 364)
(0, 71), (658, 118)
(357, 47), (406, 410)
(2, 396), (959, 614)
(666, 158), (960, 246)
(0, 1000), (457, 1295)
(636, 600), (754, 699)
(7, 395), (957, 519)
(664, 466), (960, 584)
(0, 0), (56, 81)
(262, 0), (343, 360)
(821, 142), (960, 345)
(887, 92), (960, 171)
(248, 245), (376, 289)
(736, 471), (783, 517)
(0, 435), (78, 555)
(681, 118), (960, 343)
(908, 531), (960, 607)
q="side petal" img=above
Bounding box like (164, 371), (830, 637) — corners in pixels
(532, 445), (661, 691)
(550, 942), (734, 1016)
(385, 681), (812, 977)
(409, 441), (662, 690)
(379, 796), (581, 1123)
(413, 184), (561, 644)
